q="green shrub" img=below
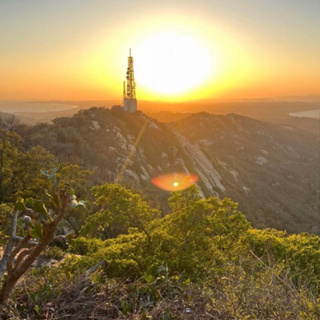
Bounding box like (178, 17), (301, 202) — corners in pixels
(68, 236), (105, 255)
(44, 246), (65, 260)
(80, 183), (160, 239)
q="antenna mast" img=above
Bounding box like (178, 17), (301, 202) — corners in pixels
(123, 49), (137, 112)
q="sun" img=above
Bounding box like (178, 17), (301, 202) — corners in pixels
(134, 31), (212, 97)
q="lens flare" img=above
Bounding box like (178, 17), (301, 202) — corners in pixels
(152, 173), (198, 191)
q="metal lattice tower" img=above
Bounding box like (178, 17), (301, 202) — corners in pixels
(123, 49), (137, 112)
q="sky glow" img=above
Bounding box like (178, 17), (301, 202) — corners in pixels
(0, 0), (319, 101)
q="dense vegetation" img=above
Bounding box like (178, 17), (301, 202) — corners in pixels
(0, 115), (320, 319)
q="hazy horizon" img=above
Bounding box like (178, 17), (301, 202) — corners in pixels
(1, 93), (320, 103)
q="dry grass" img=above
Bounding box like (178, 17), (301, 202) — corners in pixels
(1, 266), (319, 320)
(0, 271), (226, 320)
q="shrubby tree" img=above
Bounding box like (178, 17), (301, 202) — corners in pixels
(0, 169), (84, 304)
(246, 228), (320, 289)
(168, 184), (202, 212)
(0, 126), (56, 203)
(0, 115), (20, 132)
(0, 204), (13, 246)
(69, 184), (250, 278)
(8, 146), (55, 201)
(57, 164), (92, 198)
(149, 185), (250, 275)
(56, 164), (92, 235)
(1, 173), (320, 317)
(80, 183), (160, 240)
(0, 127), (22, 202)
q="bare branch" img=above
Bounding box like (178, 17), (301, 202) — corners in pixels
(14, 248), (34, 271)
(0, 211), (18, 276)
(85, 260), (107, 276)
(7, 235), (31, 274)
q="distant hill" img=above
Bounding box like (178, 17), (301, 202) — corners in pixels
(2, 99), (319, 125)
(140, 100), (319, 121)
(16, 106), (319, 233)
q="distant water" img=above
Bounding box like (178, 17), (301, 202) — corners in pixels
(289, 109), (320, 120)
(0, 101), (77, 113)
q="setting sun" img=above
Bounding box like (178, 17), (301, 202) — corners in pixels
(134, 32), (213, 96)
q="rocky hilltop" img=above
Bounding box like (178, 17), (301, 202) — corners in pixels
(170, 112), (319, 232)
(17, 106), (319, 233)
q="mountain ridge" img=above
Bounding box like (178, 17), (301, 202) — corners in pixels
(15, 106), (319, 233)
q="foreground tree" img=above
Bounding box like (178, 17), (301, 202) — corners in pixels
(0, 204), (13, 246)
(80, 183), (159, 240)
(148, 185), (251, 275)
(0, 124), (55, 203)
(0, 169), (84, 304)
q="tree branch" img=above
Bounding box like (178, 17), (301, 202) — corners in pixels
(7, 235), (31, 274)
(0, 211), (18, 276)
(14, 248), (34, 271)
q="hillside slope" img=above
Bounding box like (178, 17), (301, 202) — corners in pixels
(170, 112), (319, 232)
(17, 106), (319, 233)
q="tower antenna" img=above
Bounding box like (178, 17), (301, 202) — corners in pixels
(123, 49), (137, 112)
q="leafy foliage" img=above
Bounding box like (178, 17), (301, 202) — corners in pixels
(0, 204), (13, 245)
(80, 183), (160, 239)
(1, 181), (320, 318)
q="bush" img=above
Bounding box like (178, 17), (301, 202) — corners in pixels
(44, 246), (65, 260)
(68, 237), (105, 255)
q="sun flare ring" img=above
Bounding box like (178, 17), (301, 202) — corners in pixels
(152, 172), (199, 191)
(134, 32), (212, 96)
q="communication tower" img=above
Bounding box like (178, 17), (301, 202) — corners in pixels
(123, 49), (137, 112)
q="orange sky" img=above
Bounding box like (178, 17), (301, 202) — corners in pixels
(0, 0), (319, 102)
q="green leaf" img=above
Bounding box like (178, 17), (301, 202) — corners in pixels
(67, 188), (75, 197)
(17, 217), (23, 227)
(34, 223), (43, 239)
(15, 201), (27, 212)
(53, 193), (61, 209)
(34, 200), (47, 214)
(34, 200), (48, 221)
(38, 211), (47, 221)
(30, 292), (36, 303)
(25, 198), (34, 207)
(29, 228), (36, 238)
